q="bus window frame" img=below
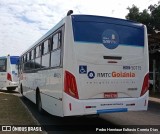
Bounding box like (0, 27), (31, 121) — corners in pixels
(0, 58), (7, 72)
(50, 29), (63, 68)
(21, 25), (64, 72)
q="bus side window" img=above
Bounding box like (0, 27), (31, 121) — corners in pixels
(29, 51), (32, 61)
(35, 45), (41, 69)
(35, 58), (41, 69)
(42, 40), (49, 55)
(41, 40), (50, 68)
(48, 37), (52, 52)
(23, 54), (26, 63)
(31, 49), (34, 60)
(58, 31), (62, 48)
(30, 49), (35, 70)
(24, 53), (30, 71)
(50, 31), (62, 68)
(52, 33), (59, 50)
(35, 46), (41, 58)
(0, 59), (6, 72)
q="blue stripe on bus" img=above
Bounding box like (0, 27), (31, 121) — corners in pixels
(72, 15), (143, 28)
(10, 56), (19, 64)
(97, 108), (128, 114)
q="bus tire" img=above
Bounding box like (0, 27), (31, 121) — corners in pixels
(7, 87), (16, 91)
(36, 90), (43, 114)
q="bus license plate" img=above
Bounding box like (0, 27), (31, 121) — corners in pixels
(104, 92), (118, 98)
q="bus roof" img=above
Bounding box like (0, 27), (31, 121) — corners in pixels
(71, 15), (144, 29)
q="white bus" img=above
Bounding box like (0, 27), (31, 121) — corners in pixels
(19, 12), (149, 117)
(0, 55), (19, 91)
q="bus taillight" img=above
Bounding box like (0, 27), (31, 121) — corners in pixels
(7, 73), (12, 81)
(64, 71), (79, 99)
(140, 73), (149, 96)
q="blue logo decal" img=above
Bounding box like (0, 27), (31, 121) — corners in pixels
(79, 65), (87, 74)
(102, 29), (119, 49)
(88, 71), (95, 79)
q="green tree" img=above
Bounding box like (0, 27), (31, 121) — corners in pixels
(126, 5), (152, 33)
(149, 2), (160, 33)
(126, 5), (140, 21)
(126, 2), (160, 45)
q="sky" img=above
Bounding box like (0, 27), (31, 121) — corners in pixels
(0, 0), (159, 56)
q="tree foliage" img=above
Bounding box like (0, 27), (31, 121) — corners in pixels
(126, 2), (160, 46)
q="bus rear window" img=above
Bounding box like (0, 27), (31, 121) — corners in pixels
(72, 16), (144, 47)
(0, 59), (6, 72)
(10, 56), (19, 65)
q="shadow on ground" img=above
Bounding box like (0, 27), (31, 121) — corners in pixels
(0, 88), (19, 94)
(20, 96), (122, 134)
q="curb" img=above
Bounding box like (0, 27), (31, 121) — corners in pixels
(149, 97), (160, 103)
(19, 96), (47, 134)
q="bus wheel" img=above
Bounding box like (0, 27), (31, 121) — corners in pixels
(7, 87), (16, 91)
(36, 91), (43, 114)
(20, 84), (23, 96)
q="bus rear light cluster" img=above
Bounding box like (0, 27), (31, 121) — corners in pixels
(64, 71), (79, 99)
(7, 73), (12, 81)
(140, 73), (149, 96)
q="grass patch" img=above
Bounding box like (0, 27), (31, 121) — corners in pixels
(0, 93), (42, 134)
(0, 93), (37, 125)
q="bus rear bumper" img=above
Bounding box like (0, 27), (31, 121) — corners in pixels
(63, 91), (149, 116)
(7, 81), (18, 88)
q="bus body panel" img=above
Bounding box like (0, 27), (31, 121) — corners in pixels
(75, 43), (147, 99)
(41, 92), (63, 116)
(40, 68), (63, 116)
(69, 15), (148, 100)
(63, 91), (148, 116)
(21, 67), (64, 116)
(62, 15), (149, 115)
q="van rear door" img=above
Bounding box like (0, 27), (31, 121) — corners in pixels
(10, 56), (19, 82)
